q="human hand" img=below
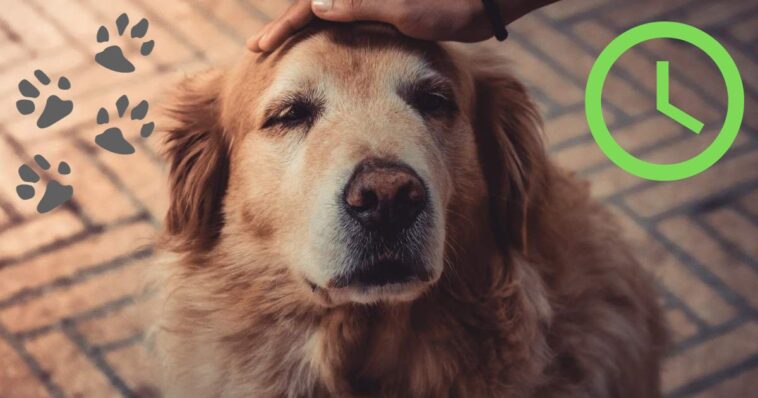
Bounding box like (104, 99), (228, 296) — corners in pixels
(248, 0), (502, 53)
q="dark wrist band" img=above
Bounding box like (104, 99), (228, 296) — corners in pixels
(481, 0), (509, 41)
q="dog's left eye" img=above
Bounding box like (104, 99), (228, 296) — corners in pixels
(417, 93), (446, 112)
(412, 91), (456, 116)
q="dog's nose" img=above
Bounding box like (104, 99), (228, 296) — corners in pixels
(344, 159), (427, 231)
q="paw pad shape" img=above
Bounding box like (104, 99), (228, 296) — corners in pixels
(16, 155), (73, 214)
(95, 13), (154, 73)
(95, 95), (155, 155)
(16, 70), (73, 128)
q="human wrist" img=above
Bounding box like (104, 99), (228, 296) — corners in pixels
(496, 0), (553, 25)
(479, 0), (509, 41)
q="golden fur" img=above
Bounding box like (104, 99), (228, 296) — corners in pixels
(149, 23), (666, 397)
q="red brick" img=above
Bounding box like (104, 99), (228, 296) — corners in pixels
(25, 332), (120, 397)
(93, 137), (168, 220)
(607, 0), (693, 26)
(739, 189), (758, 217)
(542, 0), (611, 20)
(247, 0), (291, 20)
(506, 39), (584, 106)
(572, 20), (617, 51)
(717, 41), (757, 94)
(662, 321), (758, 393)
(105, 343), (160, 395)
(0, 210), (85, 261)
(0, 2), (66, 52)
(623, 140), (756, 218)
(552, 114), (684, 171)
(193, 0), (264, 39)
(585, 164), (638, 198)
(511, 17), (597, 82)
(132, 21), (197, 67)
(693, 366), (758, 398)
(0, 203), (9, 226)
(25, 0), (101, 53)
(78, 292), (157, 346)
(681, 0), (756, 28)
(0, 40), (30, 71)
(745, 93), (758, 132)
(0, 338), (51, 397)
(659, 216), (758, 308)
(128, 0), (245, 64)
(552, 138), (607, 172)
(729, 15), (758, 44)
(704, 209), (758, 261)
(608, 206), (735, 325)
(0, 222), (155, 300)
(0, 139), (38, 219)
(602, 72), (656, 116)
(545, 110), (618, 148)
(665, 308), (698, 343)
(0, 258), (148, 333)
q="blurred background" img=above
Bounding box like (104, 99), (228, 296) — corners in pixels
(0, 0), (755, 396)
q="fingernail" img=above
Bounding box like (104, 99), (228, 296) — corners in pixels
(246, 37), (259, 51)
(312, 0), (333, 12)
(258, 33), (270, 51)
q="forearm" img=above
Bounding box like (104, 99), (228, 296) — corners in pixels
(498, 0), (559, 24)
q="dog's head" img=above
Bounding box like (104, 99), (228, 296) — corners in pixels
(163, 23), (546, 306)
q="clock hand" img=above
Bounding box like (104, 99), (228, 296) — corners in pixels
(656, 61), (705, 134)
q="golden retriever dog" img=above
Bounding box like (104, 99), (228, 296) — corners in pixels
(149, 22), (666, 397)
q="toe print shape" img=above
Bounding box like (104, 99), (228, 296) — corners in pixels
(16, 70), (74, 128)
(16, 154), (74, 214)
(95, 95), (155, 155)
(95, 13), (154, 73)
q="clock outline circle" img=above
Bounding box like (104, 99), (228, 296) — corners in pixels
(585, 21), (744, 182)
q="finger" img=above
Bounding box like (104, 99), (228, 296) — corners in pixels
(258, 1), (314, 52)
(312, 0), (399, 24)
(246, 29), (262, 52)
(247, 23), (273, 52)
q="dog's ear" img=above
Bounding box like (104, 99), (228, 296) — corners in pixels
(162, 71), (230, 253)
(471, 58), (549, 255)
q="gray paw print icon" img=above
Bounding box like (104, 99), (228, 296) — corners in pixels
(95, 95), (155, 155)
(16, 70), (73, 128)
(16, 155), (73, 214)
(95, 13), (154, 73)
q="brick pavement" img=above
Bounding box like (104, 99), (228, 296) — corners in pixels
(0, 0), (755, 397)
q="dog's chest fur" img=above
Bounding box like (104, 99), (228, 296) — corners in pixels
(197, 268), (550, 398)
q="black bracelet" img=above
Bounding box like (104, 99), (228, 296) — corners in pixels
(481, 0), (509, 41)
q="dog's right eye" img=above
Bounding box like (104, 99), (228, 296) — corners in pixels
(262, 98), (320, 130)
(282, 102), (312, 126)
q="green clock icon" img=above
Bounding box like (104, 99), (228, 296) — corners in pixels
(586, 21), (744, 181)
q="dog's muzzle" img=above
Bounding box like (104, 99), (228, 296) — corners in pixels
(331, 158), (433, 288)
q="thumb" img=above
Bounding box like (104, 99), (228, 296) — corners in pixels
(311, 0), (395, 23)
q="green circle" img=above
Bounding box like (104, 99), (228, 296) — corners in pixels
(585, 21), (744, 181)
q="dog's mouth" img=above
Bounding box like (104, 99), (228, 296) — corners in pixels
(328, 258), (432, 288)
(305, 254), (437, 305)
